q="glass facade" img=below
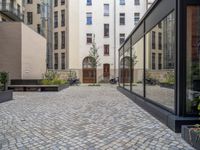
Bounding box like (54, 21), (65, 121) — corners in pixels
(118, 0), (200, 132)
(186, 6), (200, 115)
(119, 11), (176, 111)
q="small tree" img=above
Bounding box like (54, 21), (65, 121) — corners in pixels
(88, 35), (100, 83)
(89, 35), (100, 68)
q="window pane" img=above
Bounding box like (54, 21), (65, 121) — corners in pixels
(86, 12), (92, 25)
(145, 11), (176, 110)
(120, 33), (125, 45)
(104, 24), (109, 37)
(134, 13), (140, 25)
(119, 48), (124, 86)
(124, 42), (131, 91)
(186, 6), (200, 115)
(120, 13), (125, 25)
(104, 4), (109, 16)
(132, 38), (144, 96)
(120, 0), (125, 5)
(87, 0), (92, 5)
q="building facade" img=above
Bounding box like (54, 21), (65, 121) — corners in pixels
(65, 0), (150, 83)
(0, 0), (47, 80)
(0, 0), (23, 21)
(24, 0), (53, 69)
(53, 0), (68, 71)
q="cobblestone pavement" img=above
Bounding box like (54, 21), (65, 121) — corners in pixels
(0, 85), (194, 150)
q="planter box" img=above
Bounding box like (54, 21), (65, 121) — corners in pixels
(181, 125), (200, 150)
(160, 83), (174, 89)
(8, 84), (69, 92)
(0, 90), (13, 103)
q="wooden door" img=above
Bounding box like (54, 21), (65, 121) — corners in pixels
(83, 68), (96, 83)
(103, 64), (110, 80)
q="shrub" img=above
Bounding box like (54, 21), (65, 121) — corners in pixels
(162, 72), (175, 84)
(43, 71), (57, 80)
(41, 71), (67, 85)
(0, 72), (9, 91)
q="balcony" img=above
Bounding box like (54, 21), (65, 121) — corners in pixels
(0, 3), (23, 21)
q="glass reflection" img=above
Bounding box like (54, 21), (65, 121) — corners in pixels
(145, 11), (176, 110)
(132, 38), (144, 96)
(124, 48), (131, 90)
(119, 48), (124, 87)
(186, 6), (200, 115)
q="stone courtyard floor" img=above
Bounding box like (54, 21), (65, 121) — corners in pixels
(0, 85), (194, 150)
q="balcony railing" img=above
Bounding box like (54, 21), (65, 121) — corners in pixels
(0, 3), (23, 21)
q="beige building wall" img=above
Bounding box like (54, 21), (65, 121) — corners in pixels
(0, 22), (22, 79)
(67, 0), (79, 69)
(21, 23), (46, 79)
(0, 22), (46, 80)
(53, 0), (68, 70)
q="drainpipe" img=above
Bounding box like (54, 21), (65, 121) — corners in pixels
(114, 0), (116, 78)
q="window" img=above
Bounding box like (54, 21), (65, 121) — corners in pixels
(61, 31), (65, 49)
(54, 0), (58, 7)
(152, 53), (156, 70)
(27, 0), (32, 4)
(54, 32), (58, 50)
(61, 53), (65, 70)
(104, 4), (109, 16)
(37, 4), (40, 14)
(158, 53), (162, 70)
(61, 0), (65, 5)
(120, 0), (125, 5)
(158, 22), (162, 28)
(86, 33), (92, 44)
(152, 31), (156, 49)
(54, 11), (58, 28)
(87, 0), (92, 5)
(145, 11), (175, 110)
(17, 4), (20, 16)
(104, 24), (109, 37)
(120, 34), (125, 45)
(131, 38), (144, 95)
(134, 0), (140, 5)
(120, 13), (125, 25)
(158, 32), (162, 50)
(104, 45), (109, 55)
(54, 53), (58, 70)
(37, 24), (41, 34)
(61, 10), (65, 26)
(27, 12), (32, 24)
(86, 12), (92, 25)
(134, 13), (140, 25)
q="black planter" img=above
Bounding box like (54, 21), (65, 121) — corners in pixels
(181, 125), (200, 150)
(0, 90), (13, 103)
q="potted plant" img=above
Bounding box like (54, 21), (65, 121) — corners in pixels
(182, 97), (200, 150)
(182, 124), (200, 150)
(0, 72), (13, 103)
(0, 72), (9, 91)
